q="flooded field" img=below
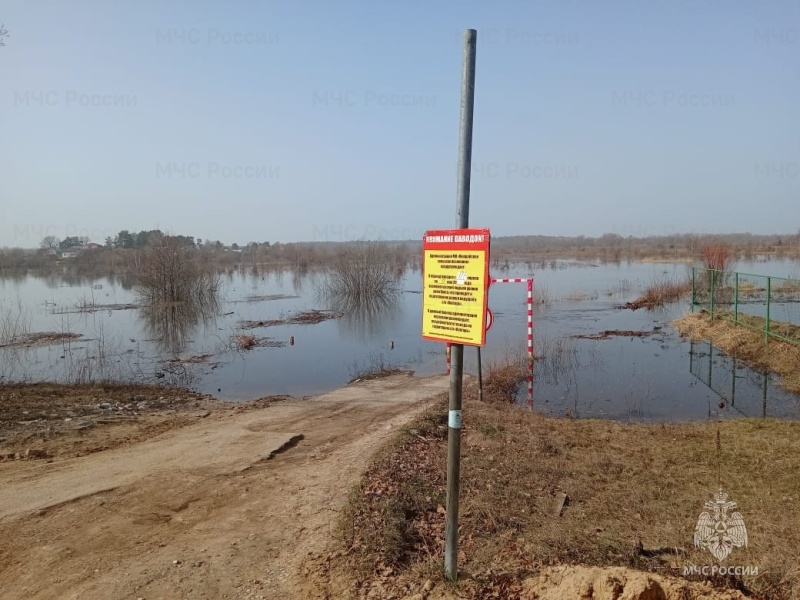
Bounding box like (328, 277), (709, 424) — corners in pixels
(1, 258), (799, 421)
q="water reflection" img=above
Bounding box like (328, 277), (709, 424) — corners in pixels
(139, 297), (219, 355)
(328, 292), (402, 340)
(688, 340), (795, 418)
(524, 333), (608, 417)
(291, 270), (306, 295)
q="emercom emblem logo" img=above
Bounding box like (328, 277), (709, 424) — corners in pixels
(693, 489), (748, 562)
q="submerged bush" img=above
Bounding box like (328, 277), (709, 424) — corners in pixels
(134, 234), (220, 305)
(320, 242), (401, 304)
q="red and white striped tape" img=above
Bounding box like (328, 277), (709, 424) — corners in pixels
(442, 277), (535, 408)
(488, 277), (535, 408)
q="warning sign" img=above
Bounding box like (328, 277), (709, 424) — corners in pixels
(422, 228), (490, 346)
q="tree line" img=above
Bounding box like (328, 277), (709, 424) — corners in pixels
(41, 231), (213, 251)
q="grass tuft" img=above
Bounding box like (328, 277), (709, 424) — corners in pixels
(484, 355), (529, 403)
(625, 275), (691, 310)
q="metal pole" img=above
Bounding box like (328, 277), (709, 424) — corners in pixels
(445, 27), (476, 582)
(691, 267), (696, 312)
(477, 347), (483, 401)
(710, 270), (715, 320)
(765, 277), (771, 344)
(734, 272), (739, 322)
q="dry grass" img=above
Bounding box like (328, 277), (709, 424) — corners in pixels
(563, 290), (598, 302)
(775, 279), (800, 293)
(673, 311), (800, 394)
(484, 354), (529, 403)
(737, 282), (763, 294)
(574, 329), (654, 340)
(167, 353), (215, 364)
(239, 309), (343, 330)
(0, 331), (81, 348)
(625, 276), (691, 310)
(347, 351), (406, 383)
(51, 302), (141, 315)
(236, 334), (258, 350)
(334, 384), (800, 599)
(532, 282), (552, 306)
(231, 333), (286, 351)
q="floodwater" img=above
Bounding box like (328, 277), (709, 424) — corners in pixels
(1, 258), (799, 422)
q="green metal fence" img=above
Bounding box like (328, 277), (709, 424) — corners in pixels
(691, 267), (800, 346)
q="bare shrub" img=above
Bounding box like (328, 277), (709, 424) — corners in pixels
(135, 237), (222, 355)
(320, 242), (401, 305)
(134, 234), (220, 306)
(0, 300), (30, 347)
(697, 242), (736, 303)
(533, 281), (552, 306)
(699, 243), (734, 272)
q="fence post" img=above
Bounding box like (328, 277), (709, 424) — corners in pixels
(765, 277), (771, 344)
(734, 272), (739, 322)
(691, 267), (696, 312)
(710, 269), (715, 320)
(477, 347), (483, 402)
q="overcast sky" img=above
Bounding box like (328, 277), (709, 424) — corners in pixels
(2, 0), (798, 248)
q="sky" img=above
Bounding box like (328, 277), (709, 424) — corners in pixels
(1, 0), (798, 248)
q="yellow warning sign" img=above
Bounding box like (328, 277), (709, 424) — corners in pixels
(422, 228), (490, 346)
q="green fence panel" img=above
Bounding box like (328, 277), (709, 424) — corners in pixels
(690, 268), (800, 347)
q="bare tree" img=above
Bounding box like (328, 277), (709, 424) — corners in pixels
(0, 24), (9, 47)
(40, 236), (59, 250)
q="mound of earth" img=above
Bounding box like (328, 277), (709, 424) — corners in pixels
(518, 565), (746, 600)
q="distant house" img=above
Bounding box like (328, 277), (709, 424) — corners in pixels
(86, 242), (102, 250)
(59, 246), (85, 259)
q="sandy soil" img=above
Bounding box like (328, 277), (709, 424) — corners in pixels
(0, 374), (449, 599)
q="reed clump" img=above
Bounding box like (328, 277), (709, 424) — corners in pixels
(625, 276), (691, 310)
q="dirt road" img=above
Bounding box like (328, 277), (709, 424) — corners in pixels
(0, 374), (449, 599)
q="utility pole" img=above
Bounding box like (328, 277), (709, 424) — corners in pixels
(444, 28), (477, 582)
